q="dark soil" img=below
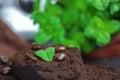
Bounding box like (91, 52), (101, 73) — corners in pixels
(0, 56), (18, 80)
(12, 44), (120, 80)
(13, 44), (87, 80)
(0, 19), (30, 80)
(84, 56), (120, 71)
(0, 19), (30, 59)
(85, 64), (120, 80)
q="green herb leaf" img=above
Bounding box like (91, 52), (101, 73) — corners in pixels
(90, 16), (105, 29)
(35, 29), (53, 44)
(103, 20), (120, 34)
(35, 47), (55, 62)
(110, 0), (120, 2)
(62, 39), (80, 49)
(84, 26), (96, 38)
(110, 4), (119, 15)
(82, 41), (95, 53)
(84, 16), (113, 47)
(96, 31), (110, 46)
(32, 0), (120, 54)
(84, 16), (105, 39)
(91, 0), (110, 11)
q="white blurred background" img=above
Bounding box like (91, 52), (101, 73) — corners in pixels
(0, 0), (39, 40)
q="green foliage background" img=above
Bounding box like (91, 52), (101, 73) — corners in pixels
(32, 0), (120, 54)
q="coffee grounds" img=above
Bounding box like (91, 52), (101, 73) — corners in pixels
(13, 45), (86, 80)
(85, 64), (120, 80)
(0, 19), (30, 80)
(12, 44), (120, 80)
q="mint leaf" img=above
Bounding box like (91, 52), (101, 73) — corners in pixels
(62, 39), (80, 49)
(84, 26), (96, 38)
(32, 0), (120, 54)
(85, 16), (112, 47)
(35, 29), (53, 44)
(96, 31), (110, 46)
(82, 42), (95, 53)
(91, 0), (110, 11)
(84, 16), (105, 38)
(110, 4), (119, 15)
(103, 20), (120, 34)
(110, 0), (120, 2)
(90, 16), (105, 29)
(35, 47), (55, 62)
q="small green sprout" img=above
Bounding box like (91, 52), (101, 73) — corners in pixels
(35, 47), (55, 62)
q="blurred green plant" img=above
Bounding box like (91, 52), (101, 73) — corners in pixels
(32, 0), (120, 54)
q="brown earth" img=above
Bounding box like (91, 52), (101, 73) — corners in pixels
(1, 19), (120, 80)
(12, 44), (120, 80)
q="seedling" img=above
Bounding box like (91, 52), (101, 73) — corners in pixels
(35, 47), (55, 62)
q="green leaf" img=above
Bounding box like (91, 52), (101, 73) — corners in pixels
(61, 8), (78, 29)
(110, 0), (120, 2)
(35, 47), (55, 62)
(32, 0), (120, 54)
(90, 16), (105, 29)
(46, 4), (63, 16)
(84, 26), (96, 38)
(78, 12), (92, 27)
(95, 11), (109, 20)
(71, 32), (85, 44)
(110, 4), (119, 15)
(62, 39), (80, 49)
(84, 16), (105, 38)
(35, 29), (53, 44)
(74, 0), (88, 11)
(82, 42), (95, 53)
(91, 0), (110, 11)
(96, 31), (110, 46)
(103, 20), (120, 34)
(85, 16), (112, 47)
(33, 0), (40, 11)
